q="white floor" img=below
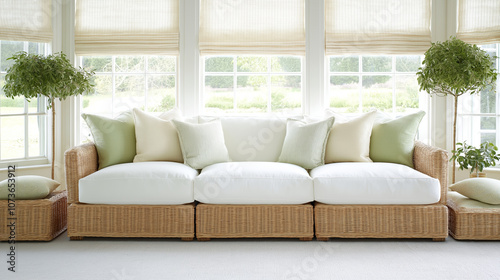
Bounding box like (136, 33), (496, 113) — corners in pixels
(1, 232), (500, 280)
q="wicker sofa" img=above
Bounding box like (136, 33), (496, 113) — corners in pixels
(65, 115), (448, 241)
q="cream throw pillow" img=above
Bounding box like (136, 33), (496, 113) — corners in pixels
(324, 110), (376, 163)
(172, 119), (230, 169)
(133, 108), (183, 162)
(450, 178), (500, 205)
(0, 176), (60, 200)
(278, 117), (335, 169)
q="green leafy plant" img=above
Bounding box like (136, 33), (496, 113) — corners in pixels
(3, 51), (95, 179)
(451, 141), (500, 177)
(416, 37), (498, 183)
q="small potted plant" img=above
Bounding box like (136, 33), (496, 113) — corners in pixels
(451, 141), (500, 178)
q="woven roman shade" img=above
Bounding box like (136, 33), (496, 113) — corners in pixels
(0, 0), (52, 42)
(325, 0), (431, 55)
(199, 0), (305, 56)
(75, 0), (179, 56)
(457, 0), (500, 45)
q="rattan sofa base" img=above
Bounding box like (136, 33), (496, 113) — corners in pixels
(68, 203), (194, 240)
(448, 197), (500, 240)
(196, 203), (314, 240)
(0, 191), (67, 241)
(314, 203), (448, 241)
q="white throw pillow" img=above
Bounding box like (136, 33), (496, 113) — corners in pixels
(133, 108), (183, 163)
(450, 178), (500, 205)
(278, 117), (335, 169)
(324, 110), (377, 163)
(172, 119), (231, 169)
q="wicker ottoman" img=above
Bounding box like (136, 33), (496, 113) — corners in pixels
(0, 191), (67, 241)
(448, 191), (500, 240)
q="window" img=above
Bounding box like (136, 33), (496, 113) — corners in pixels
(203, 55), (302, 114)
(0, 40), (48, 165)
(328, 55), (425, 114)
(79, 55), (177, 142)
(457, 44), (499, 147)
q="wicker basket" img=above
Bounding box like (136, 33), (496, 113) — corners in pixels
(448, 192), (500, 240)
(0, 191), (67, 241)
(196, 203), (314, 240)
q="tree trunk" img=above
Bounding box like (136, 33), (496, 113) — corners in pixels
(51, 102), (55, 180)
(452, 95), (458, 184)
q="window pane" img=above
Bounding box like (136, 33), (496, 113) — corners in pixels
(0, 93), (25, 114)
(148, 56), (176, 73)
(236, 76), (267, 113)
(82, 75), (113, 115)
(362, 56), (391, 72)
(271, 75), (301, 113)
(148, 75), (176, 112)
(1, 41), (24, 72)
(115, 75), (145, 112)
(329, 75), (359, 113)
(272, 57), (301, 72)
(457, 115), (483, 146)
(395, 75), (419, 113)
(205, 57), (233, 72)
(481, 116), (496, 130)
(28, 115), (43, 157)
(481, 133), (496, 144)
(115, 56), (145, 72)
(237, 57), (267, 72)
(362, 75), (392, 112)
(396, 56), (421, 72)
(1, 116), (25, 159)
(82, 56), (112, 72)
(204, 76), (234, 112)
(330, 56), (358, 72)
(481, 87), (496, 114)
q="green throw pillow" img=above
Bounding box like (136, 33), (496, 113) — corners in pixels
(278, 117), (335, 169)
(0, 175), (60, 200)
(82, 111), (136, 169)
(370, 111), (425, 167)
(450, 178), (500, 205)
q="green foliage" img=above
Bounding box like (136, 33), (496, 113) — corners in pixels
(451, 141), (500, 174)
(3, 52), (95, 108)
(152, 94), (175, 112)
(417, 37), (497, 97)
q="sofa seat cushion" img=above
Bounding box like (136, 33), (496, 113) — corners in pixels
(311, 162), (440, 205)
(194, 162), (313, 204)
(79, 162), (198, 205)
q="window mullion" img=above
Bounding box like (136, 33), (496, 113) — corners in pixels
(358, 55), (363, 113)
(233, 56), (237, 111)
(267, 57), (272, 113)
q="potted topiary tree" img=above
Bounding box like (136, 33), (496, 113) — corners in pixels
(2, 52), (94, 179)
(451, 141), (500, 178)
(417, 37), (497, 183)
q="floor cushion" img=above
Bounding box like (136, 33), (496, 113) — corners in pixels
(194, 162), (313, 204)
(79, 162), (198, 205)
(311, 162), (440, 204)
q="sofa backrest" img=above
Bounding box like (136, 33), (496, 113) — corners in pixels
(217, 116), (287, 162)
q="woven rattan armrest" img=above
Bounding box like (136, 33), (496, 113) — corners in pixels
(64, 143), (98, 204)
(413, 141), (449, 204)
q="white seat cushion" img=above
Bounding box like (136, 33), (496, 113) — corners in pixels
(79, 162), (198, 205)
(194, 162), (313, 204)
(311, 162), (440, 205)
